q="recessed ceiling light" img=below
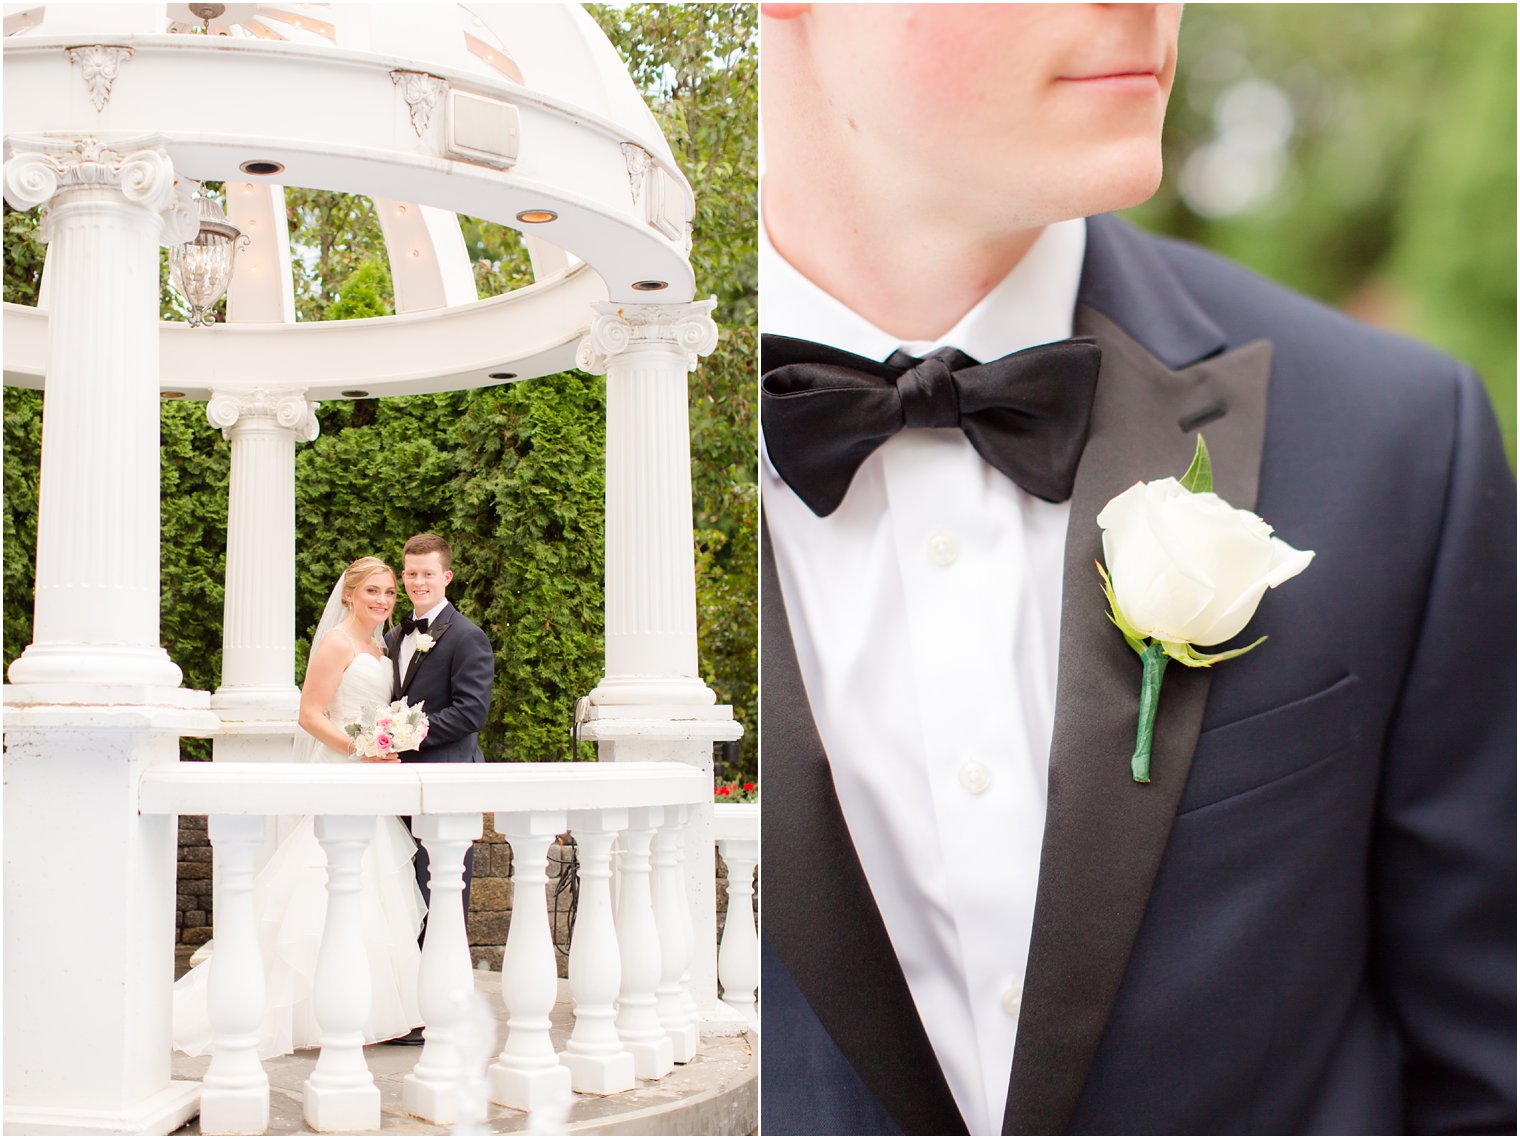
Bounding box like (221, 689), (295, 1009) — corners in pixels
(516, 209), (557, 224)
(341, 390), (370, 398)
(488, 372), (518, 380)
(631, 280), (668, 292)
(161, 391), (186, 400)
(239, 160), (285, 176)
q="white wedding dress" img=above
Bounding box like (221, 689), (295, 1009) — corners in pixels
(172, 639), (426, 1059)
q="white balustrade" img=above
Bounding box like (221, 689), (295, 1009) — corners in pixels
(304, 814), (382, 1132)
(653, 805), (698, 1062)
(488, 810), (572, 1111)
(199, 815), (270, 1135)
(616, 806), (674, 1079)
(135, 762), (729, 1135)
(561, 808), (636, 1094)
(715, 804), (760, 1025)
(404, 812), (482, 1124)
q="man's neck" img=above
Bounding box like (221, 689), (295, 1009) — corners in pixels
(415, 598), (447, 622)
(763, 177), (1044, 342)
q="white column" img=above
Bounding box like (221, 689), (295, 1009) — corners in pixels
(615, 806), (673, 1079)
(403, 812), (482, 1125)
(303, 815), (380, 1133)
(199, 815), (270, 1135)
(489, 810), (573, 1111)
(717, 834), (759, 1025)
(2, 135), (198, 696)
(577, 300), (719, 707)
(652, 805), (698, 1062)
(206, 388), (318, 723)
(561, 809), (635, 1094)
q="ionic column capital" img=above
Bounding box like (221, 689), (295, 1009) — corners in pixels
(206, 388), (321, 443)
(576, 298), (719, 375)
(3, 135), (198, 243)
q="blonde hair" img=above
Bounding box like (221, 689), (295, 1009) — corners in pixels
(340, 556), (395, 608)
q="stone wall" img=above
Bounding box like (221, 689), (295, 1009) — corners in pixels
(176, 812), (745, 975)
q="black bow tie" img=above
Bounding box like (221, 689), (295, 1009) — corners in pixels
(401, 616), (430, 636)
(762, 334), (1101, 517)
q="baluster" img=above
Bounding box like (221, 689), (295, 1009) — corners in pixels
(488, 810), (572, 1111)
(717, 834), (759, 1024)
(403, 812), (483, 1125)
(303, 815), (380, 1132)
(561, 808), (635, 1093)
(199, 814), (270, 1134)
(616, 806), (673, 1079)
(652, 805), (697, 1062)
(678, 816), (702, 1031)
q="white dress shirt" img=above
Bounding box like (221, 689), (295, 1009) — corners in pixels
(397, 599), (449, 686)
(762, 217), (1087, 1135)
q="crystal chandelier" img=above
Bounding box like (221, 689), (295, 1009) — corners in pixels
(169, 189), (246, 327)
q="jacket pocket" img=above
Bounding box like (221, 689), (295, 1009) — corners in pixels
(1178, 672), (1360, 814)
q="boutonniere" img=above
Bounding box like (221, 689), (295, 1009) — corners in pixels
(414, 632), (436, 654)
(1097, 436), (1314, 784)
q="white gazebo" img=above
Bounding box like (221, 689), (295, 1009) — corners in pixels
(1, 4), (751, 1134)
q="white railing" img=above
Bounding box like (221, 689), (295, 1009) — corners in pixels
(139, 761), (757, 1135)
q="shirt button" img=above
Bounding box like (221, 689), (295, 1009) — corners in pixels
(926, 530), (960, 566)
(958, 759), (992, 795)
(1001, 984), (1023, 1018)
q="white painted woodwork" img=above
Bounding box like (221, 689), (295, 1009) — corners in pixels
(652, 805), (698, 1062)
(578, 301), (719, 707)
(717, 835), (760, 1025)
(403, 812), (483, 1125)
(488, 811), (573, 1112)
(615, 806), (674, 1079)
(302, 815), (381, 1133)
(200, 815), (271, 1135)
(560, 809), (635, 1094)
(2, 136), (195, 692)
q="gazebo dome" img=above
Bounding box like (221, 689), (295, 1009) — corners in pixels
(3, 2), (697, 399)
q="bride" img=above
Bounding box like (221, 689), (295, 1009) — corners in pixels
(173, 556), (426, 1058)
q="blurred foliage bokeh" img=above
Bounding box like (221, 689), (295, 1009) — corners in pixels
(1123, 3), (1516, 465)
(2, 3), (757, 776)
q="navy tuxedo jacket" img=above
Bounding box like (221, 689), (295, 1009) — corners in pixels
(384, 601), (492, 764)
(760, 214), (1517, 1135)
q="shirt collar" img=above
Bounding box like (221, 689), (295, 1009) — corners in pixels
(759, 215), (1087, 361)
(412, 600), (449, 626)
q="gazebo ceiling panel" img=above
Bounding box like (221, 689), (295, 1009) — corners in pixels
(2, 259), (610, 399)
(224, 181), (295, 324)
(371, 197), (478, 314)
(4, 33), (695, 303)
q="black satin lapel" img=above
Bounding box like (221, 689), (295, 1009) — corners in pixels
(1002, 307), (1271, 1135)
(761, 519), (967, 1136)
(386, 627), (402, 695)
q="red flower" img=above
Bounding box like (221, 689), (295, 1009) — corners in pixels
(743, 782), (755, 792)
(718, 785), (732, 796)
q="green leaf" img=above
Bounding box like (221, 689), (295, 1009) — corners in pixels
(1178, 434), (1214, 495)
(1097, 560), (1149, 656)
(1159, 635), (1267, 668)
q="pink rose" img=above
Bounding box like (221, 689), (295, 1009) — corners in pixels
(375, 734), (393, 752)
(376, 717), (394, 731)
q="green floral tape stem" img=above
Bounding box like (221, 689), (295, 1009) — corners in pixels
(1130, 642), (1169, 783)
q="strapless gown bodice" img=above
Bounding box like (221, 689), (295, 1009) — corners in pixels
(316, 651), (393, 760)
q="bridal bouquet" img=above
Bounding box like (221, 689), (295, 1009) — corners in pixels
(345, 698), (429, 758)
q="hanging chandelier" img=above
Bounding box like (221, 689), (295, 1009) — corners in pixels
(169, 188), (246, 327)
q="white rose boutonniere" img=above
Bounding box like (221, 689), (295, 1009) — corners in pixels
(1097, 435), (1315, 783)
(414, 632), (436, 654)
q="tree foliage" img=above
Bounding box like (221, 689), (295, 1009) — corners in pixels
(2, 4), (758, 778)
(1126, 5), (1515, 463)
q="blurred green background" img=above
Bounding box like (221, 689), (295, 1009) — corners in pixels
(1123, 4), (1516, 465)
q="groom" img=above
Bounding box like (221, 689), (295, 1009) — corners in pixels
(760, 5), (1515, 1135)
(386, 533), (493, 926)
